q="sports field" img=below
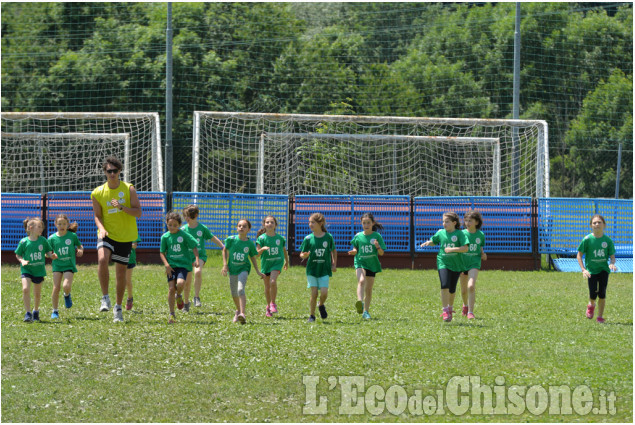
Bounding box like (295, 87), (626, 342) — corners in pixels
(1, 255), (632, 422)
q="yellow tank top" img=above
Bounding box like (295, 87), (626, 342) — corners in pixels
(91, 181), (139, 242)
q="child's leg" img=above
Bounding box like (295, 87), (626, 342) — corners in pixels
(309, 287), (319, 316)
(467, 269), (478, 313)
(459, 273), (469, 307)
(125, 268), (133, 299)
(363, 276), (375, 312)
(263, 275), (272, 306)
(440, 288), (451, 308)
(183, 270), (192, 304)
(51, 272), (62, 311)
(237, 271), (248, 315)
(176, 278), (186, 296)
(449, 292), (456, 310)
(269, 270), (280, 304)
(22, 277), (32, 312)
(356, 268), (366, 302)
(193, 260), (205, 299)
(597, 271), (608, 318)
(168, 280), (176, 314)
(319, 287), (328, 306)
(33, 281), (42, 311)
(62, 272), (74, 297)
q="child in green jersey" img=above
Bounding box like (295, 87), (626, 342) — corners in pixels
(48, 214), (84, 319)
(459, 210), (486, 320)
(421, 212), (468, 322)
(348, 213), (386, 320)
(15, 217), (57, 322)
(182, 205), (225, 311)
(160, 212), (200, 324)
(222, 219), (263, 324)
(256, 216), (289, 317)
(300, 213), (337, 323)
(125, 236), (141, 310)
(576, 214), (617, 323)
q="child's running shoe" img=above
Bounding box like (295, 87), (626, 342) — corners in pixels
(355, 300), (363, 314)
(596, 317), (605, 323)
(467, 312), (476, 320)
(23, 311), (33, 322)
(51, 310), (60, 320)
(233, 311), (240, 323)
(176, 294), (184, 310)
(126, 297), (133, 311)
(184, 302), (190, 313)
(168, 313), (176, 324)
(194, 297), (202, 307)
(270, 302), (278, 314)
(318, 304), (328, 319)
(307, 315), (316, 323)
(64, 293), (73, 309)
(586, 304), (595, 319)
(462, 305), (468, 316)
(237, 313), (246, 324)
(32, 310), (40, 321)
(442, 307), (452, 322)
(265, 306), (272, 317)
(362, 311), (371, 320)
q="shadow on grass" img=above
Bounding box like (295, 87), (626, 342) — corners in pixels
(603, 321), (633, 326)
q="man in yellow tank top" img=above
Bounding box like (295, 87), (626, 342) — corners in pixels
(91, 157), (142, 323)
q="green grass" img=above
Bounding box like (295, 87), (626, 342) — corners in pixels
(2, 255), (632, 422)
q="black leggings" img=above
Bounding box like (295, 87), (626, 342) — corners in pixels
(438, 268), (462, 294)
(588, 270), (609, 300)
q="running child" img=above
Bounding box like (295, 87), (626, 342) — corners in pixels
(125, 236), (141, 310)
(256, 216), (289, 317)
(299, 213), (337, 323)
(459, 210), (486, 320)
(160, 211), (200, 324)
(221, 219), (264, 324)
(576, 214), (617, 323)
(182, 204), (225, 311)
(348, 213), (386, 320)
(48, 214), (84, 319)
(420, 212), (468, 322)
(15, 217), (57, 322)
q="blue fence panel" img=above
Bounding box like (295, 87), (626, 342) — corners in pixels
(414, 197), (532, 253)
(351, 195), (410, 252)
(1, 193), (43, 250)
(172, 193), (288, 249)
(136, 192), (167, 249)
(294, 195), (351, 252)
(596, 199), (633, 257)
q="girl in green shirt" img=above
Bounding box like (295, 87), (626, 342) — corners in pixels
(459, 210), (486, 320)
(256, 216), (289, 317)
(348, 213), (386, 320)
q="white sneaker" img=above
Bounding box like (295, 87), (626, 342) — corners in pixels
(113, 307), (123, 323)
(100, 296), (111, 312)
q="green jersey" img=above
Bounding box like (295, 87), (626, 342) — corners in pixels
(48, 232), (83, 273)
(300, 232), (336, 278)
(15, 236), (52, 277)
(462, 229), (485, 271)
(181, 223), (214, 262)
(351, 231), (386, 273)
(577, 233), (616, 275)
(129, 236), (142, 266)
(224, 235), (258, 275)
(256, 233), (286, 274)
(160, 230), (199, 271)
(430, 229), (468, 272)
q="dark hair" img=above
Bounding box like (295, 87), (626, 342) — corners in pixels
(23, 216), (44, 233)
(165, 211), (182, 225)
(102, 156), (123, 171)
(590, 214), (606, 226)
(309, 213), (327, 232)
(443, 212), (461, 231)
(463, 210), (483, 230)
(256, 215), (278, 238)
(361, 213), (384, 232)
(238, 218), (252, 230)
(55, 214), (79, 233)
(183, 204), (199, 219)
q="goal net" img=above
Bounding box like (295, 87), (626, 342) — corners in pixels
(193, 112), (548, 197)
(1, 112), (163, 193)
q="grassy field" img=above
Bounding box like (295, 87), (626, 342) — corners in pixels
(1, 255), (632, 422)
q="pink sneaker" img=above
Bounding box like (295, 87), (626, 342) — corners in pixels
(467, 312), (475, 320)
(126, 297), (133, 311)
(596, 317), (605, 323)
(265, 306), (273, 317)
(270, 302), (278, 314)
(439, 309), (456, 318)
(586, 304), (595, 319)
(442, 308), (452, 322)
(233, 310), (240, 323)
(462, 306), (468, 316)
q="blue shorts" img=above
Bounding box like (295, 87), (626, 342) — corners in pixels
(167, 267), (189, 283)
(307, 275), (330, 289)
(21, 274), (44, 284)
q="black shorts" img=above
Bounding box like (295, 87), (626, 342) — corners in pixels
(127, 263), (136, 270)
(588, 270), (609, 300)
(53, 269), (75, 275)
(438, 268), (462, 294)
(167, 267), (189, 283)
(363, 268), (376, 277)
(97, 236), (132, 265)
(21, 273), (44, 284)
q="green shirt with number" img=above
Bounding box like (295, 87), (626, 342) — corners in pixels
(462, 229), (485, 271)
(181, 223), (214, 262)
(224, 235), (258, 275)
(351, 231), (386, 273)
(431, 229), (468, 272)
(15, 236), (52, 277)
(300, 232), (335, 278)
(256, 233), (286, 274)
(160, 230), (199, 271)
(48, 232), (83, 273)
(577, 234), (615, 275)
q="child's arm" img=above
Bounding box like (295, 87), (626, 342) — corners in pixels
(576, 251), (591, 278)
(609, 254), (617, 272)
(131, 242), (138, 250)
(283, 248), (290, 271)
(331, 248), (337, 273)
(15, 254), (29, 266)
(221, 247), (229, 276)
(444, 245), (469, 254)
(47, 251), (58, 260)
(299, 251), (310, 260)
(76, 245), (84, 258)
(373, 239), (385, 256)
(192, 247), (200, 269)
(421, 240), (435, 248)
(159, 252), (173, 277)
(256, 243), (269, 255)
(480, 247), (487, 261)
(211, 236), (225, 250)
(250, 255), (264, 279)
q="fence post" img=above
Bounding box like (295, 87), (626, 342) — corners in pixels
(615, 142), (622, 199)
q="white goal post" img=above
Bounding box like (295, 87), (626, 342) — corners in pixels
(1, 112), (163, 193)
(192, 112), (548, 197)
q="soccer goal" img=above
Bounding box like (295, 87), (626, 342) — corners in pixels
(1, 112), (163, 193)
(192, 112), (548, 197)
